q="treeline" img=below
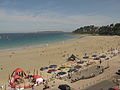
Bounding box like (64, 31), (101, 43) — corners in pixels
(73, 23), (120, 35)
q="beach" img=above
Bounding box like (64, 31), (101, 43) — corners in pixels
(0, 35), (120, 89)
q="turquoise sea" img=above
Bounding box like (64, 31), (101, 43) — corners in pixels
(0, 32), (79, 50)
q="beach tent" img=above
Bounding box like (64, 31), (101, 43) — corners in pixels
(11, 68), (26, 77)
(49, 64), (57, 68)
(68, 54), (78, 61)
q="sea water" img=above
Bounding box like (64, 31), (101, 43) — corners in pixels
(0, 32), (79, 50)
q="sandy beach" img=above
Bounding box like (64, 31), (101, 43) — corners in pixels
(0, 35), (120, 89)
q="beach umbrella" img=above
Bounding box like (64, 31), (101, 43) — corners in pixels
(58, 84), (71, 90)
(99, 55), (106, 58)
(93, 57), (100, 60)
(40, 67), (48, 71)
(77, 61), (85, 64)
(49, 64), (57, 68)
(105, 57), (110, 60)
(47, 69), (57, 73)
(74, 65), (82, 69)
(83, 56), (89, 59)
(57, 72), (66, 76)
(92, 54), (97, 57)
(68, 69), (77, 73)
(58, 67), (65, 70)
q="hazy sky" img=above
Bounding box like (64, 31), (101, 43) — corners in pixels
(0, 0), (120, 33)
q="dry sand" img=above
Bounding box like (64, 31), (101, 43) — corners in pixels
(0, 35), (120, 87)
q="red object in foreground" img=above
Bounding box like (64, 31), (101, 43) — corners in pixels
(33, 75), (41, 79)
(113, 88), (119, 90)
(47, 69), (57, 73)
(11, 68), (26, 77)
(13, 75), (21, 79)
(14, 68), (24, 73)
(9, 68), (44, 89)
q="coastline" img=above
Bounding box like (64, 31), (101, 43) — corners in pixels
(66, 32), (99, 36)
(0, 35), (120, 86)
(0, 35), (80, 53)
(0, 32), (79, 52)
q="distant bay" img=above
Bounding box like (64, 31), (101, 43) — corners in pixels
(0, 32), (79, 50)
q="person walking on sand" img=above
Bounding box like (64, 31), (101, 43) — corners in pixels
(84, 53), (87, 57)
(100, 59), (102, 64)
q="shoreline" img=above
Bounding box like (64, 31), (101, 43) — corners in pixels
(0, 35), (81, 53)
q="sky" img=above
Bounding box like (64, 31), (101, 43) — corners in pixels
(0, 0), (120, 33)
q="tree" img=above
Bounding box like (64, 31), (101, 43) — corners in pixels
(72, 23), (120, 36)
